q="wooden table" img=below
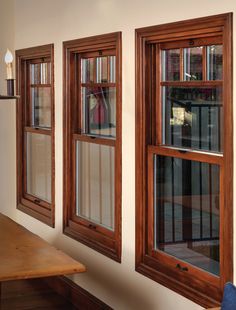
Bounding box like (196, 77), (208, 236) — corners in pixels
(0, 213), (86, 282)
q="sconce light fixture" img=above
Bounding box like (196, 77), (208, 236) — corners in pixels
(0, 49), (18, 99)
(4, 49), (14, 96)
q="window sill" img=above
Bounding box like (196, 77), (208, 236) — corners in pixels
(17, 203), (54, 228)
(136, 260), (221, 309)
(63, 224), (121, 263)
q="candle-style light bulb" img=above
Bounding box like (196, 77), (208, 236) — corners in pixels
(5, 49), (13, 64)
(4, 49), (13, 79)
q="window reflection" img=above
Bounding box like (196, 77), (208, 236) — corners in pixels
(31, 87), (51, 128)
(81, 87), (116, 137)
(27, 133), (51, 203)
(162, 49), (180, 81)
(154, 155), (220, 275)
(30, 63), (51, 84)
(207, 45), (223, 80)
(96, 57), (108, 83)
(184, 47), (203, 80)
(162, 87), (223, 152)
(76, 141), (115, 230)
(81, 58), (94, 83)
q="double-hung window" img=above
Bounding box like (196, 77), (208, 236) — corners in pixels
(63, 33), (122, 261)
(136, 14), (232, 307)
(16, 44), (55, 227)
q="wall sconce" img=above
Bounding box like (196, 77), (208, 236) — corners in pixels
(4, 49), (14, 96)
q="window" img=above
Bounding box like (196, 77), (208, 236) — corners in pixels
(16, 44), (55, 227)
(63, 33), (122, 261)
(135, 14), (232, 307)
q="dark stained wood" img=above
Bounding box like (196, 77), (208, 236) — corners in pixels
(1, 276), (112, 310)
(202, 46), (207, 81)
(81, 83), (116, 87)
(63, 32), (122, 262)
(24, 126), (52, 135)
(135, 13), (233, 308)
(73, 133), (116, 147)
(220, 12), (233, 289)
(17, 203), (53, 227)
(160, 81), (222, 87)
(1, 278), (77, 310)
(148, 145), (223, 165)
(16, 44), (55, 227)
(0, 95), (20, 100)
(45, 276), (112, 310)
(30, 83), (51, 87)
(159, 36), (222, 50)
(80, 49), (116, 58)
(0, 213), (85, 282)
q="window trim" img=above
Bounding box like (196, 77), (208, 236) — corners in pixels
(135, 13), (232, 308)
(63, 32), (122, 262)
(16, 44), (55, 227)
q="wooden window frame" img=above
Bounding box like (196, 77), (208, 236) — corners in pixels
(16, 44), (55, 227)
(63, 32), (122, 262)
(135, 13), (233, 308)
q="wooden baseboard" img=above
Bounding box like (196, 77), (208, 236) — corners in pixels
(44, 275), (112, 310)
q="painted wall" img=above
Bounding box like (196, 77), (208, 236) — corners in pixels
(0, 0), (236, 309)
(0, 0), (16, 219)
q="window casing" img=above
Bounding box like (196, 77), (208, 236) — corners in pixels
(16, 44), (55, 227)
(63, 33), (122, 262)
(135, 14), (232, 307)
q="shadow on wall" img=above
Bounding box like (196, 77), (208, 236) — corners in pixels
(52, 231), (158, 309)
(73, 265), (155, 310)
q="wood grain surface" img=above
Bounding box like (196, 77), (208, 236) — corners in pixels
(0, 213), (86, 281)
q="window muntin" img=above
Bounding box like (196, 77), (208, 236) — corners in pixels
(161, 45), (223, 82)
(80, 54), (117, 139)
(160, 43), (223, 153)
(81, 55), (116, 84)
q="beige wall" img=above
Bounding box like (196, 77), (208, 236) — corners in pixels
(0, 0), (16, 219)
(0, 0), (236, 309)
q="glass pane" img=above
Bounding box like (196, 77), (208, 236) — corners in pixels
(76, 141), (115, 231)
(162, 49), (180, 81)
(207, 45), (223, 80)
(184, 47), (203, 80)
(81, 58), (94, 83)
(26, 133), (51, 203)
(154, 155), (220, 276)
(30, 63), (51, 84)
(163, 87), (223, 152)
(96, 57), (108, 83)
(81, 87), (116, 137)
(31, 87), (51, 128)
(109, 56), (116, 83)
